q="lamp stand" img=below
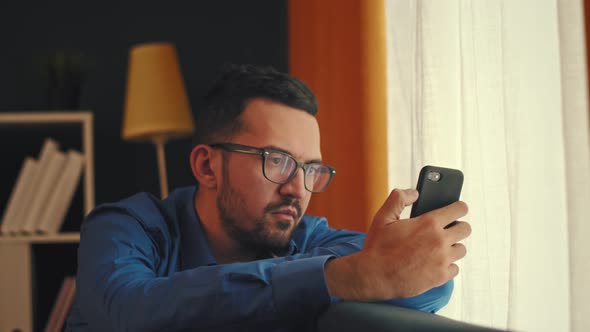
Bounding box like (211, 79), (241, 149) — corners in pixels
(152, 136), (169, 199)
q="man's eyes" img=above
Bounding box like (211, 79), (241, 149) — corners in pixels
(269, 157), (284, 165)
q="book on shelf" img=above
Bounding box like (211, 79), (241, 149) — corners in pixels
(20, 150), (67, 234)
(37, 150), (85, 235)
(44, 275), (76, 332)
(8, 138), (59, 235)
(0, 157), (38, 235)
(1, 138), (84, 236)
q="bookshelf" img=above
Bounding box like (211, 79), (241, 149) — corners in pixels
(0, 232), (80, 244)
(0, 235), (80, 332)
(0, 112), (94, 215)
(0, 112), (94, 332)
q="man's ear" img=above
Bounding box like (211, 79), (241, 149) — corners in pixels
(190, 145), (219, 189)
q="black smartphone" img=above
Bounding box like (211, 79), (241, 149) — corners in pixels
(410, 166), (464, 224)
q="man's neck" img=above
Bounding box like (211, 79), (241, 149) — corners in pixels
(194, 189), (258, 264)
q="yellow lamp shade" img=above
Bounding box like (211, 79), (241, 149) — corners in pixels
(122, 42), (194, 141)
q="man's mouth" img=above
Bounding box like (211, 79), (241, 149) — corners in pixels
(265, 200), (302, 222)
(271, 208), (298, 219)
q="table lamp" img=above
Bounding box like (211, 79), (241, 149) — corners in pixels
(122, 42), (194, 199)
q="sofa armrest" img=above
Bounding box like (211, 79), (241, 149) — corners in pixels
(317, 302), (506, 332)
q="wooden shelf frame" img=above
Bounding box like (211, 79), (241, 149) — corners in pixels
(0, 232), (80, 244)
(0, 111), (93, 332)
(0, 111), (95, 216)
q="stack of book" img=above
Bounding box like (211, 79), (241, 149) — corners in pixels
(0, 138), (84, 236)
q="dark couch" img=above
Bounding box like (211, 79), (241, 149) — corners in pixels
(317, 302), (506, 332)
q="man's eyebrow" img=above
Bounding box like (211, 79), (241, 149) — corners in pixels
(262, 145), (323, 164)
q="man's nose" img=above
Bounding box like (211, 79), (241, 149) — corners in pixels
(278, 167), (307, 199)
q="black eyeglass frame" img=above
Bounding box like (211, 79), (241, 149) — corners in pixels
(209, 142), (336, 193)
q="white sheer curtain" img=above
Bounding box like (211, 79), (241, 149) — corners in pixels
(385, 1), (590, 331)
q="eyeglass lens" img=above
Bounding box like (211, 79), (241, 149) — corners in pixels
(263, 151), (332, 192)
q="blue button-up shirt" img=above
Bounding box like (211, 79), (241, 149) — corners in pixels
(66, 187), (452, 332)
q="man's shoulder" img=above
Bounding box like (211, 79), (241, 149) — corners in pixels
(297, 215), (365, 236)
(299, 214), (328, 229)
(295, 214), (357, 239)
(292, 215), (365, 254)
(300, 214), (326, 223)
(84, 186), (196, 230)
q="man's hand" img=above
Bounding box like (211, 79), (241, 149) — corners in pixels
(324, 189), (471, 301)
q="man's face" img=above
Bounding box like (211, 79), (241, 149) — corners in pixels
(216, 98), (321, 255)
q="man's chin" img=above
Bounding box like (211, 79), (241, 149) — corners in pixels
(275, 219), (293, 231)
(262, 226), (296, 252)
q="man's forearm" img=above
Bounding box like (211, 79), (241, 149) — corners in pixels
(324, 252), (405, 302)
(324, 252), (453, 313)
(77, 254), (335, 331)
(324, 253), (367, 300)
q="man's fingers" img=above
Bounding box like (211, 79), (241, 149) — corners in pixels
(420, 201), (469, 228)
(450, 243), (467, 261)
(401, 189), (419, 206)
(376, 189), (419, 224)
(448, 263), (460, 280)
(446, 221), (472, 243)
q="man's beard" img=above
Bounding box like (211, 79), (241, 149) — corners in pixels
(216, 161), (302, 256)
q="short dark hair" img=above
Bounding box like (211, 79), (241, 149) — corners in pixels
(193, 63), (318, 146)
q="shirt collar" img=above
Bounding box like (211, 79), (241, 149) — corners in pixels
(178, 187), (217, 269)
(177, 186), (300, 269)
(273, 240), (299, 257)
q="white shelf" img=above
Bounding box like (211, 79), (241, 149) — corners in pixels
(0, 232), (80, 244)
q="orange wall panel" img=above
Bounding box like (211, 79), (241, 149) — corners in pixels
(289, 0), (388, 232)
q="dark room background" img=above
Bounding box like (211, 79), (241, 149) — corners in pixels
(0, 0), (288, 207)
(0, 2), (287, 329)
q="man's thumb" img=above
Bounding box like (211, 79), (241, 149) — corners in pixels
(374, 189), (419, 225)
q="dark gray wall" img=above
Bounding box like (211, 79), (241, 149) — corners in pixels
(0, 1), (288, 206)
(0, 3), (287, 330)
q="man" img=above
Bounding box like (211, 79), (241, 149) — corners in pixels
(66, 64), (471, 331)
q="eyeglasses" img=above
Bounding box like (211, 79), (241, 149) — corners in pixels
(209, 142), (336, 193)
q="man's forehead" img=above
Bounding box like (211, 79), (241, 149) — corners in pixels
(237, 98), (322, 160)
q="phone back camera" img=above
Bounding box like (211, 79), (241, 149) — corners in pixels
(427, 171), (441, 182)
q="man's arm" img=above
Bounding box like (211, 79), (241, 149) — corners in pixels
(75, 214), (338, 332)
(298, 214), (455, 313)
(323, 189), (470, 310)
(75, 189), (469, 331)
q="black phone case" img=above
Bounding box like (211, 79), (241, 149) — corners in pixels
(410, 165), (464, 218)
